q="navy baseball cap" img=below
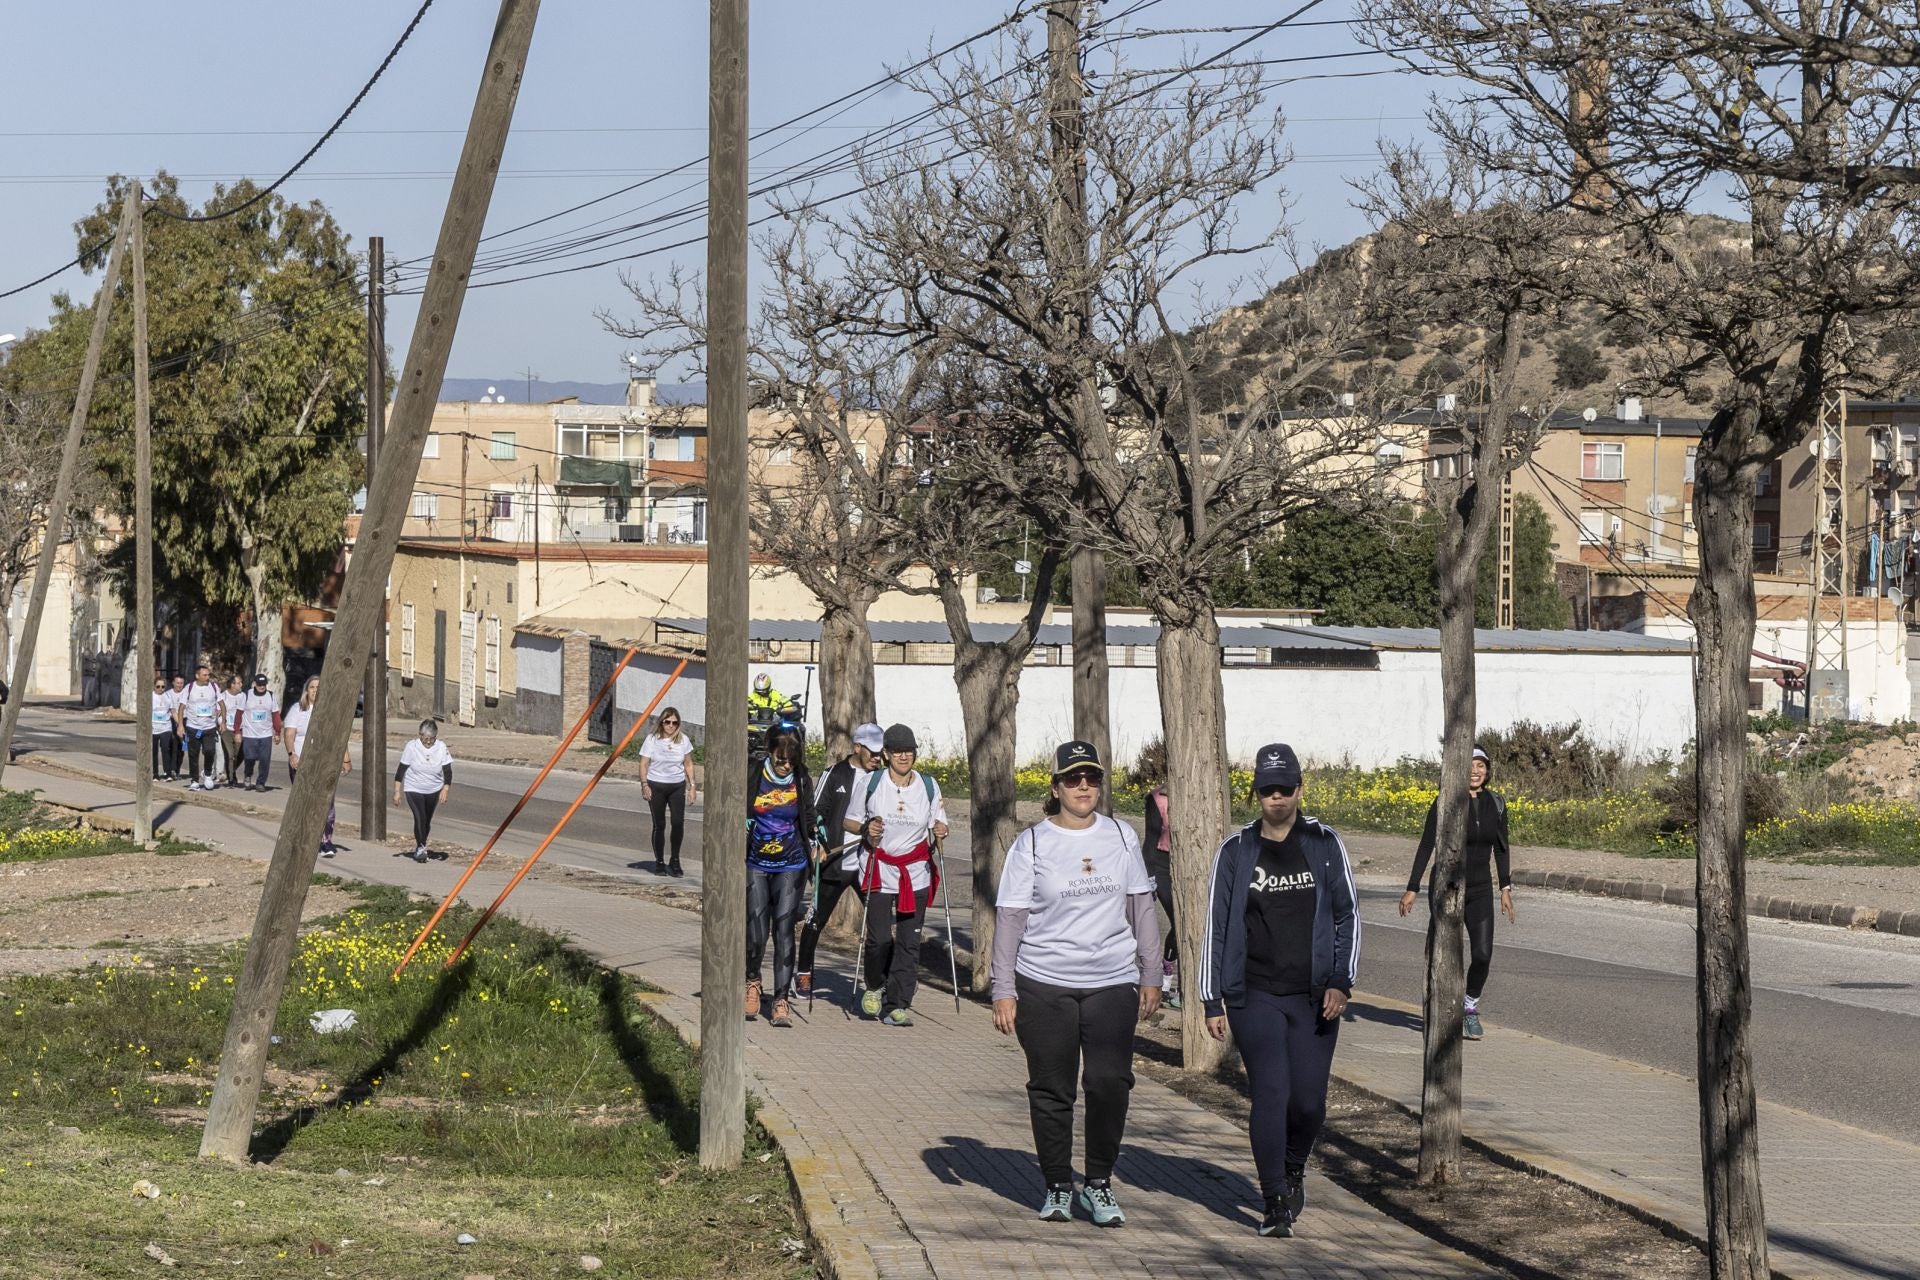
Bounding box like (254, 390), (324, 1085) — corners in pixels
(1051, 740), (1104, 777)
(1252, 743), (1303, 790)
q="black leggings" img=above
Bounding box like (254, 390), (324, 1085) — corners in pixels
(1014, 974), (1138, 1187)
(797, 866), (861, 976)
(1227, 988), (1340, 1200)
(405, 789), (440, 848)
(1145, 853), (1178, 964)
(746, 865), (807, 998)
(647, 780), (687, 864)
(151, 732), (172, 777)
(1465, 887), (1496, 1000)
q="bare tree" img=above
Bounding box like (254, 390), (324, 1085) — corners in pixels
(1363, 3), (1920, 1270)
(1355, 141), (1568, 1181)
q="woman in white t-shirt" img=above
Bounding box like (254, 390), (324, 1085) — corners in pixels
(281, 676), (352, 858)
(991, 740), (1162, 1229)
(392, 719), (453, 864)
(639, 706), (697, 877)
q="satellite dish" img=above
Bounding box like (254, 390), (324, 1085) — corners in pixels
(1582, 407), (1598, 423)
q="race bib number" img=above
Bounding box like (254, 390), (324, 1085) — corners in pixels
(151, 707), (170, 731)
(249, 707), (271, 726)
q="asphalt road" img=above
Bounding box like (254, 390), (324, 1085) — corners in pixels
(1352, 880), (1920, 1146)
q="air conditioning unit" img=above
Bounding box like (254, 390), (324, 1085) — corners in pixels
(1338, 392), (1356, 409)
(1898, 457), (1914, 479)
(1614, 397), (1643, 422)
(1435, 393), (1458, 413)
(977, 585), (999, 604)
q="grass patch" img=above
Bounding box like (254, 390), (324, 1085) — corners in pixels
(0, 787), (207, 861)
(0, 884), (806, 1278)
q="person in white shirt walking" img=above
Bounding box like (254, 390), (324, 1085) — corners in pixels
(235, 673), (280, 791)
(393, 719), (453, 864)
(844, 723), (948, 1027)
(282, 675), (352, 857)
(147, 675), (176, 781)
(163, 674), (187, 779)
(216, 675), (244, 786)
(796, 721), (884, 999)
(179, 664), (224, 790)
(992, 740), (1162, 1228)
(639, 706), (697, 877)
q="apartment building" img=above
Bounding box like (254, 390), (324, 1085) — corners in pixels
(1775, 398), (1920, 603)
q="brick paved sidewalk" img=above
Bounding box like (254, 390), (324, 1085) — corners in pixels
(1335, 993), (1920, 1280)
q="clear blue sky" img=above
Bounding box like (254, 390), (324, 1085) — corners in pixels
(0, 1), (1436, 385)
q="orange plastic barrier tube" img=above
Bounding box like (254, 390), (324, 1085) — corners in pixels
(392, 646), (641, 978)
(443, 658), (688, 968)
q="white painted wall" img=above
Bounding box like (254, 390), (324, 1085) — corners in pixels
(1643, 616), (1910, 724)
(616, 652), (709, 737)
(514, 633), (563, 696)
(753, 651), (1699, 769)
(7, 569), (75, 697)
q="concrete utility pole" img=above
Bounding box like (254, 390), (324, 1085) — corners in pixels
(1046, 0), (1113, 798)
(199, 0), (542, 1163)
(700, 0), (750, 1171)
(130, 181), (156, 845)
(0, 184), (137, 787)
(361, 235), (389, 842)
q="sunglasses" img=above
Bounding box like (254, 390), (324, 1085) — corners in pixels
(1257, 783), (1300, 799)
(660, 718), (680, 726)
(1057, 769), (1103, 789)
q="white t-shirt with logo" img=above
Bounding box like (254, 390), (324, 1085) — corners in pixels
(149, 693), (174, 735)
(398, 737), (454, 794)
(283, 703), (313, 760)
(237, 690), (278, 740)
(844, 769), (948, 893)
(180, 681), (221, 732)
(643, 734), (694, 784)
(996, 815), (1155, 990)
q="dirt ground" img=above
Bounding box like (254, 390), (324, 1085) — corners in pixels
(0, 850), (357, 976)
(1131, 1017), (1708, 1280)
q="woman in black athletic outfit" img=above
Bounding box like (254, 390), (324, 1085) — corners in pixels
(1400, 746), (1516, 1041)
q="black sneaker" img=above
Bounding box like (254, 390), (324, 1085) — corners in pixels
(1258, 1195), (1292, 1238)
(1284, 1166), (1306, 1221)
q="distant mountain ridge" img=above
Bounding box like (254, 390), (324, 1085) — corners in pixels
(438, 377), (705, 405)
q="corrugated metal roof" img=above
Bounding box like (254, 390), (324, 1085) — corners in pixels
(1280, 625), (1694, 654)
(650, 617), (1371, 651)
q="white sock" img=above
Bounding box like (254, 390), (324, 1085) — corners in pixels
(1464, 996), (1479, 1013)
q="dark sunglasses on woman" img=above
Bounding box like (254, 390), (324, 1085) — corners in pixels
(1257, 783), (1300, 799)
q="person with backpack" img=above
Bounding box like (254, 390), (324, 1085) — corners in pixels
(1399, 745), (1515, 1041)
(745, 727), (817, 1028)
(393, 718), (454, 864)
(992, 740), (1161, 1228)
(1202, 742), (1360, 1240)
(796, 721), (883, 999)
(1141, 777), (1181, 1010)
(179, 664), (224, 790)
(843, 723), (948, 1027)
(235, 673), (280, 791)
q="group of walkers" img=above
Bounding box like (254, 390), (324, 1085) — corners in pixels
(626, 700), (1515, 1242)
(148, 664), (455, 863)
(148, 665), (281, 792)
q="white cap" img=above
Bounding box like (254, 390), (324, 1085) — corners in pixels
(852, 722), (885, 752)
(1472, 747), (1490, 763)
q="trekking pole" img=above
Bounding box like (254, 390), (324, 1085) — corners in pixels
(803, 832), (824, 1016)
(851, 845), (872, 1020)
(934, 835), (961, 1012)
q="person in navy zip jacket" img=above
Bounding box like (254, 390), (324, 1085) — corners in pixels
(1201, 742), (1360, 1240)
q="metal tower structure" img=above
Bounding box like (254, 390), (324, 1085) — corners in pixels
(1805, 385), (1850, 722)
(1497, 471), (1516, 628)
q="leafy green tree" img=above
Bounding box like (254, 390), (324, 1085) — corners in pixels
(21, 175), (369, 690)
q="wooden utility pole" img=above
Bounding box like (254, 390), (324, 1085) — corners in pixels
(0, 184), (137, 787)
(360, 235), (389, 841)
(700, 0), (750, 1171)
(130, 181), (156, 845)
(198, 0), (542, 1163)
(1045, 0), (1113, 798)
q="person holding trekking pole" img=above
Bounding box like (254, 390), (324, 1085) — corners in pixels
(796, 722), (883, 1000)
(844, 723), (948, 1027)
(1202, 743), (1360, 1240)
(992, 740), (1161, 1228)
(1400, 745), (1514, 1041)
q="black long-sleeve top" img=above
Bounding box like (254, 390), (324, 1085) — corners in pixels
(1406, 789), (1511, 893)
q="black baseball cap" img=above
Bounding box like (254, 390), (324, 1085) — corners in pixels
(1252, 743), (1303, 790)
(882, 723), (918, 753)
(1051, 740), (1104, 777)
(253, 673), (268, 684)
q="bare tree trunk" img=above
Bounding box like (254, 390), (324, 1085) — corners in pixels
(1691, 437), (1771, 1280)
(1070, 530), (1112, 787)
(819, 591), (876, 758)
(1155, 606), (1231, 1073)
(244, 555), (284, 695)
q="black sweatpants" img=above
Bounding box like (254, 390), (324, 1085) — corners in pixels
(151, 732), (172, 778)
(1014, 974), (1139, 1187)
(185, 726), (219, 780)
(797, 863), (861, 977)
(647, 780), (687, 865)
(1145, 852), (1178, 964)
(1430, 884), (1498, 1002)
(863, 889), (928, 1015)
(747, 865), (807, 999)
(163, 731), (183, 777)
(405, 789), (440, 849)
(1227, 988), (1340, 1200)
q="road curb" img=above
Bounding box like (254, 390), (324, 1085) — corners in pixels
(1509, 867), (1920, 938)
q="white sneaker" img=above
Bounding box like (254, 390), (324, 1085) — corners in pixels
(203, 776), (218, 790)
(187, 781), (202, 792)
